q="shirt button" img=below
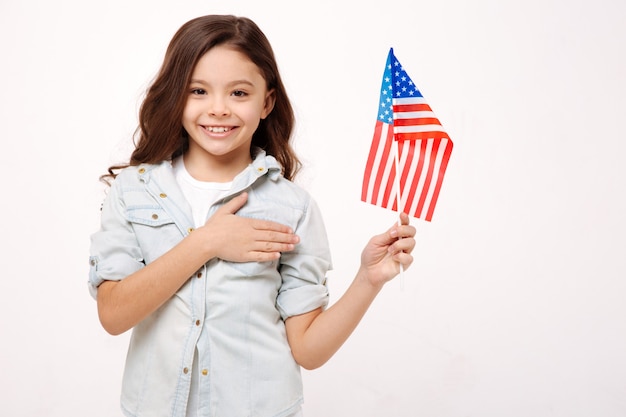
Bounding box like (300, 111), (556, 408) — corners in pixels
(195, 320), (201, 326)
(196, 272), (203, 279)
(187, 227), (194, 234)
(151, 214), (158, 220)
(159, 193), (167, 198)
(138, 167), (146, 174)
(183, 367), (189, 374)
(201, 369), (208, 376)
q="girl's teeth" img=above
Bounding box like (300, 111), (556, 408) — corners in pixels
(208, 127), (230, 133)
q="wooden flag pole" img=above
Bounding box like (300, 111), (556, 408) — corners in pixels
(392, 139), (405, 289)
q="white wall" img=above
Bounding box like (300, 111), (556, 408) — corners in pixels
(1, 0), (625, 416)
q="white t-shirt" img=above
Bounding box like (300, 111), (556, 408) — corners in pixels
(172, 157), (232, 228)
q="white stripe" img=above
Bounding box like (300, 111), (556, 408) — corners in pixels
(393, 111), (436, 120)
(394, 124), (447, 134)
(393, 96), (428, 105)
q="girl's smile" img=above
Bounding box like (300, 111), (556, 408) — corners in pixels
(203, 125), (234, 134)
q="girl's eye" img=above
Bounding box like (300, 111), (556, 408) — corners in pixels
(232, 90), (247, 97)
(191, 88), (206, 95)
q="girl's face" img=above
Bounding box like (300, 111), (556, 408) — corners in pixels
(182, 45), (275, 181)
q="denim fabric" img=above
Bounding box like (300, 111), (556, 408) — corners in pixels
(89, 150), (332, 417)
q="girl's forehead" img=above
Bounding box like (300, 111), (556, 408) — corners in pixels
(192, 46), (264, 81)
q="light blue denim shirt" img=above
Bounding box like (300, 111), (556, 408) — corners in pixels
(89, 150), (332, 417)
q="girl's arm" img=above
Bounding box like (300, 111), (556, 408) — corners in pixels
(97, 192), (299, 335)
(284, 212), (416, 370)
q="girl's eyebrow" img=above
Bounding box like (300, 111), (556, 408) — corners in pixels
(189, 79), (255, 87)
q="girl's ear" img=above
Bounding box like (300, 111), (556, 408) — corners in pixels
(261, 89), (276, 119)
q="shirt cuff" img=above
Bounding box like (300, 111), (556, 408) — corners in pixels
(276, 282), (329, 320)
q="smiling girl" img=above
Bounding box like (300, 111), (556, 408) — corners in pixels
(89, 15), (416, 417)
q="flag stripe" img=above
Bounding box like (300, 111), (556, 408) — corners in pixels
(394, 103), (433, 112)
(396, 131), (450, 141)
(394, 110), (437, 119)
(394, 117), (443, 127)
(394, 97), (428, 105)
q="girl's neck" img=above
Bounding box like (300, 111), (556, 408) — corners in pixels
(182, 152), (252, 183)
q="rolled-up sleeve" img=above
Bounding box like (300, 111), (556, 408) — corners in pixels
(276, 196), (333, 320)
(88, 180), (144, 299)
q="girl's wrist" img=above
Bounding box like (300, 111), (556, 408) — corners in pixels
(185, 226), (217, 261)
(356, 266), (386, 293)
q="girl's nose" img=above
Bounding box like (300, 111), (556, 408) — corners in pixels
(207, 97), (230, 117)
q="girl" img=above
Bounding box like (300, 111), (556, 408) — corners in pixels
(89, 14), (416, 417)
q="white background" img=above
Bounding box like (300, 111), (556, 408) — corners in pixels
(1, 0), (625, 416)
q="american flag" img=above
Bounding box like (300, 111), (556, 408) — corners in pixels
(361, 48), (453, 221)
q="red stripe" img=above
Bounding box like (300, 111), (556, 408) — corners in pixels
(395, 131), (450, 141)
(394, 117), (442, 127)
(382, 160), (396, 209)
(393, 103), (432, 112)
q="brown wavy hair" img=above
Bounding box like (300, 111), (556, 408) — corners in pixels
(102, 15), (300, 183)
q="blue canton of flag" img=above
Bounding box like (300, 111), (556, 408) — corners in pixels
(378, 54), (423, 124)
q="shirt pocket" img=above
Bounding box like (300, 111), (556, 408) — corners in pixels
(126, 206), (174, 227)
(125, 206), (181, 263)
